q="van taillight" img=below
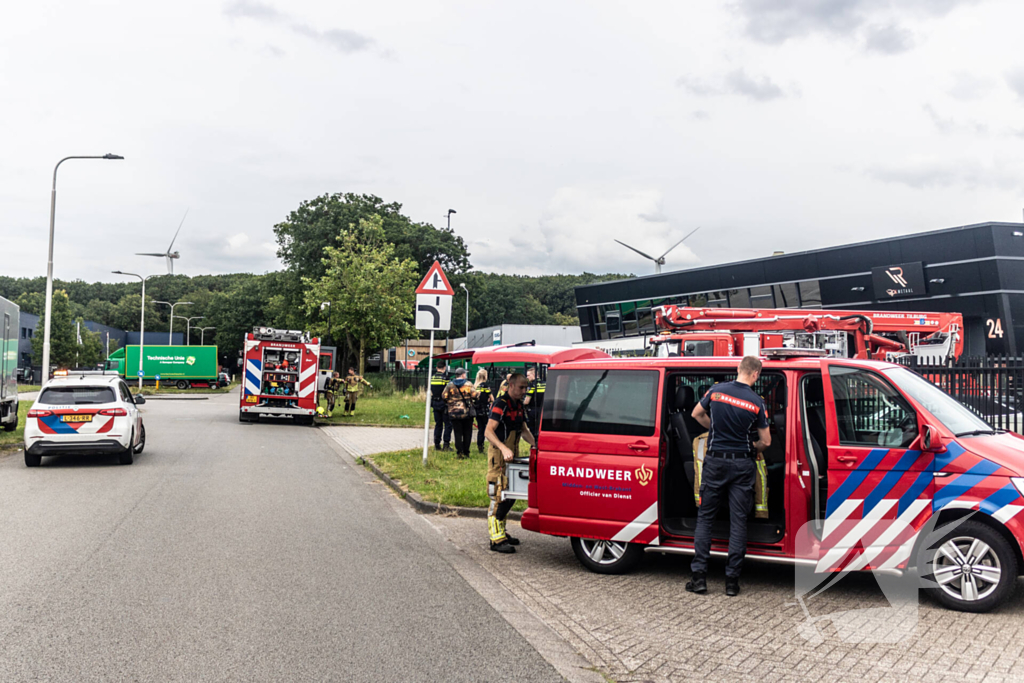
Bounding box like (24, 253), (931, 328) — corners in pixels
(27, 409), (52, 418)
(99, 408), (128, 416)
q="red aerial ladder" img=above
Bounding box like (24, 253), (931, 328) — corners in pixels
(651, 305), (964, 361)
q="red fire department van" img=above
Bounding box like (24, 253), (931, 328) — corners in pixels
(473, 345), (1024, 613)
(239, 327), (320, 425)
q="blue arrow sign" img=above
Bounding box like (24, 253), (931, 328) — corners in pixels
(155, 374), (161, 381)
(137, 370), (145, 377)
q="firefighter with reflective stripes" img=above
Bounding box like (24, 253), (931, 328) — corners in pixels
(323, 371), (341, 417)
(686, 356), (771, 597)
(484, 372), (536, 553)
(431, 362), (453, 450)
(342, 367), (372, 416)
(691, 434), (769, 519)
(524, 366), (545, 436)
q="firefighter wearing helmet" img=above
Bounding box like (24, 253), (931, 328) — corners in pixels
(483, 372), (536, 553)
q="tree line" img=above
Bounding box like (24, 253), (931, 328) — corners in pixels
(1, 193), (629, 372)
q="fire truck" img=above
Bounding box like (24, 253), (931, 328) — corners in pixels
(650, 306), (964, 362)
(238, 327), (320, 425)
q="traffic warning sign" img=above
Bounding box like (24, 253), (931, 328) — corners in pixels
(414, 261), (453, 331)
(415, 261), (455, 296)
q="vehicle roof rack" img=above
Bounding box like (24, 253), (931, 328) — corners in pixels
(252, 326), (310, 343)
(761, 347), (829, 359)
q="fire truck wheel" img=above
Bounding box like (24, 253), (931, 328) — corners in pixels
(571, 537), (643, 575)
(176, 380), (190, 390)
(917, 520), (1017, 613)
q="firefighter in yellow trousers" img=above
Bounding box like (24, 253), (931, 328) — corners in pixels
(484, 372), (536, 554)
(342, 367), (372, 416)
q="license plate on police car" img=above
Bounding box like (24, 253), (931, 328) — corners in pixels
(60, 414), (92, 423)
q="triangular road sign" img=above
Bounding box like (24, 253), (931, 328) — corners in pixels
(415, 261), (455, 295)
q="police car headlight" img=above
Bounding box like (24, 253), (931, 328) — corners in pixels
(1013, 478), (1024, 498)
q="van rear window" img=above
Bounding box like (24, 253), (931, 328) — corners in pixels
(543, 369), (658, 437)
(39, 386), (116, 405)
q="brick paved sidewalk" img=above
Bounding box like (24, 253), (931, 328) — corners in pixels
(322, 425), (1024, 683)
(425, 515), (1024, 683)
(321, 425), (425, 458)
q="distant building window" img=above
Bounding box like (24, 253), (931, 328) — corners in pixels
(799, 281), (822, 308)
(749, 286), (774, 308)
(21, 327), (27, 339)
(773, 283), (800, 308)
(729, 289), (751, 308)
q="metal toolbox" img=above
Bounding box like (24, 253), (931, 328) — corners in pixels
(502, 458), (530, 501)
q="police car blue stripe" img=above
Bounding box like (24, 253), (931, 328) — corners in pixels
(40, 415), (78, 434)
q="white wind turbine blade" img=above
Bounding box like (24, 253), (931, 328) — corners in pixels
(614, 239), (657, 261)
(658, 226), (701, 260)
(167, 208), (188, 253)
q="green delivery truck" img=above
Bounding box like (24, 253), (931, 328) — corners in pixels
(107, 345), (226, 389)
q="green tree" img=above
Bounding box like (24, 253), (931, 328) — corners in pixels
(111, 294), (164, 333)
(83, 299), (117, 327)
(74, 319), (104, 367)
(274, 193), (470, 282)
(30, 290), (76, 368)
(304, 215), (418, 375)
(15, 291), (46, 316)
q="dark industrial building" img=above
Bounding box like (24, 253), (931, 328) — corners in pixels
(575, 221), (1024, 356)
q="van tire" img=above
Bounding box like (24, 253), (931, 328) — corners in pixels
(571, 537), (643, 575)
(917, 520), (1017, 613)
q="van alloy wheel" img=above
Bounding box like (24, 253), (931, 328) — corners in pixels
(931, 536), (1001, 603)
(570, 536), (643, 574)
(581, 539), (627, 565)
(918, 520), (1016, 613)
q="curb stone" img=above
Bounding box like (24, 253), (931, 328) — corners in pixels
(338, 441), (523, 521)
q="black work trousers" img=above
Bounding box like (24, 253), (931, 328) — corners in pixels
(690, 455), (755, 579)
(433, 407), (452, 448)
(451, 417), (474, 457)
(476, 415), (488, 451)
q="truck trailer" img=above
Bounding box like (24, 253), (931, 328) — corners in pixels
(107, 345), (223, 389)
(0, 296), (19, 431)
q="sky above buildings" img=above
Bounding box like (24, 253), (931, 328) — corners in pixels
(3, 0), (1023, 282)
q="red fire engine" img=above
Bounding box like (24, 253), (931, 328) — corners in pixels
(238, 327), (320, 424)
(651, 306), (964, 362)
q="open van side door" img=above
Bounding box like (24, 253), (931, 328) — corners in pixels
(819, 361), (933, 573)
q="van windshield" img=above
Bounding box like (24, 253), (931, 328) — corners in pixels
(39, 386), (116, 405)
(882, 367), (994, 436)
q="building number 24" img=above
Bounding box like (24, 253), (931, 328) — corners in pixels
(986, 318), (1004, 339)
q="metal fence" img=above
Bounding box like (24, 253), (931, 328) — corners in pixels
(899, 355), (1024, 433)
(389, 370), (429, 394)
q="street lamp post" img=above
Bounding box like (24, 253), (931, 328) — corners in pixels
(446, 208), (456, 230)
(199, 326), (216, 345)
(112, 270), (154, 390)
(459, 283), (469, 349)
(320, 301), (332, 347)
(154, 300), (192, 344)
(41, 153), (123, 384)
(175, 315), (204, 345)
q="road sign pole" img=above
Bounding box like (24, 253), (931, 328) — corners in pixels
(422, 330), (434, 466)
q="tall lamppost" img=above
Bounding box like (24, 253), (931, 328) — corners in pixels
(446, 208), (456, 230)
(459, 283), (469, 349)
(320, 301), (332, 346)
(154, 300), (192, 344)
(199, 326), (216, 345)
(112, 270), (154, 390)
(41, 153), (124, 384)
(175, 315), (204, 345)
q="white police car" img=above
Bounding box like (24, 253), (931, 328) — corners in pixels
(23, 375), (147, 467)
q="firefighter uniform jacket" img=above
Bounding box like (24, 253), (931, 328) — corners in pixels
(486, 394), (526, 486)
(343, 374), (371, 394)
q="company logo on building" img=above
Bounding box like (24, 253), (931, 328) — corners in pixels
(885, 267), (909, 288)
(872, 262), (925, 300)
(635, 463), (653, 486)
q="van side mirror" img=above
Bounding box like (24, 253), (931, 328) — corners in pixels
(922, 424), (943, 452)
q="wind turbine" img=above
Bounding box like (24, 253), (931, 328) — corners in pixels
(137, 209), (188, 274)
(614, 226), (700, 274)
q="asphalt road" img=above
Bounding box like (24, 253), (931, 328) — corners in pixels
(0, 394), (562, 682)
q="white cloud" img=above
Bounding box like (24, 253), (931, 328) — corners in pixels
(473, 187), (699, 276)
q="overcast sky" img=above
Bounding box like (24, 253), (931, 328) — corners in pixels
(3, 0), (1023, 283)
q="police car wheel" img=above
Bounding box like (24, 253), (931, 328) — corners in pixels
(917, 520), (1017, 613)
(119, 434), (134, 466)
(25, 452), (41, 467)
(571, 537), (643, 575)
(133, 424), (146, 454)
